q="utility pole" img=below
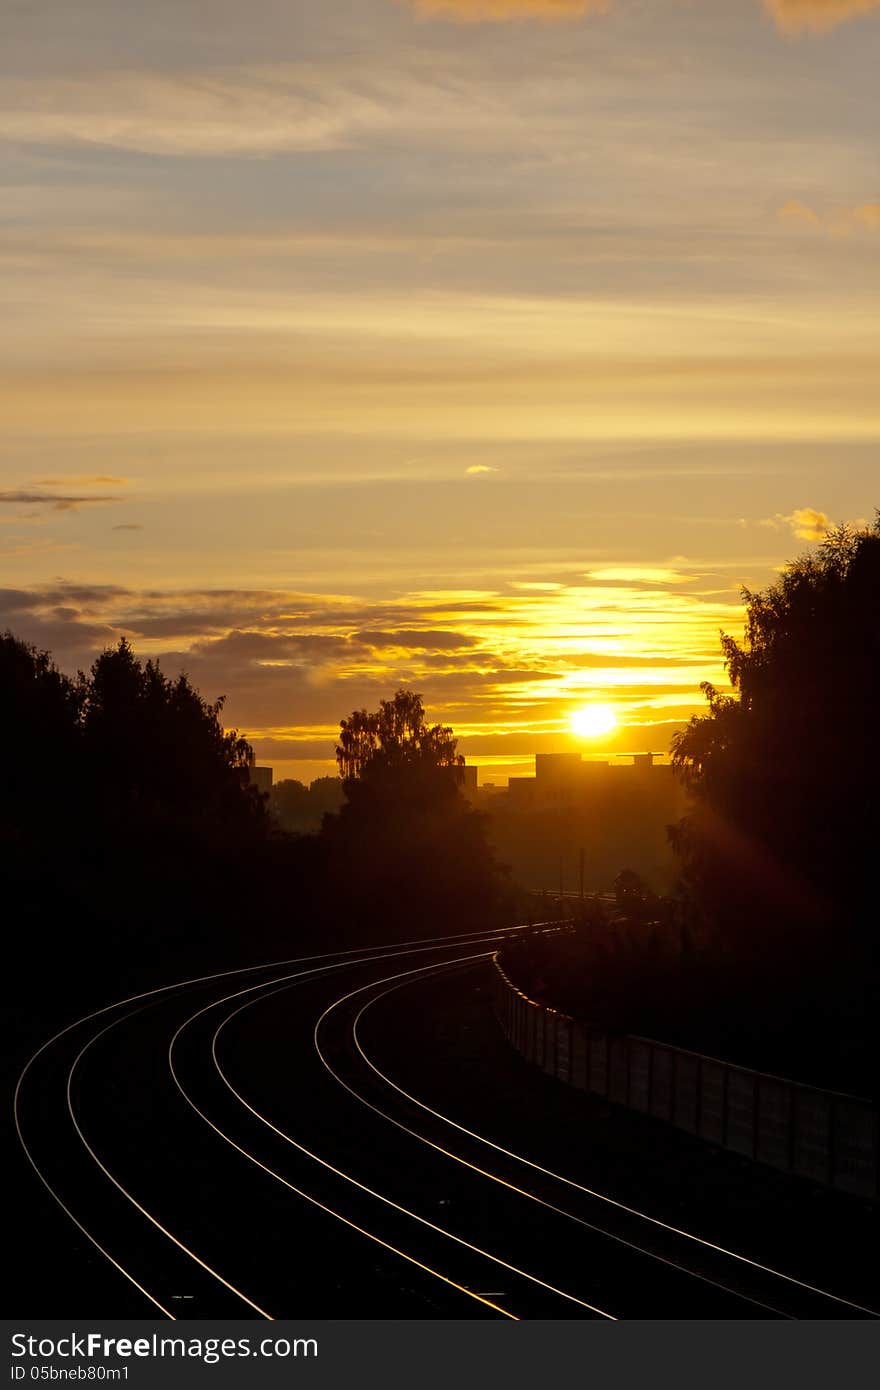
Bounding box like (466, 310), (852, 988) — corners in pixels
(579, 847), (585, 900)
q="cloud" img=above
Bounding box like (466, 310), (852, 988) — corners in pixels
(0, 588), (44, 615)
(0, 576), (736, 752)
(0, 69), (384, 157)
(777, 199), (821, 226)
(353, 628), (479, 650)
(399, 0), (608, 20)
(35, 475), (128, 486)
(112, 523), (143, 531)
(0, 489), (122, 512)
(764, 1), (880, 34)
(852, 203), (880, 227)
(399, 0), (880, 31)
(756, 507), (832, 540)
(777, 199), (880, 233)
(586, 566), (688, 585)
(788, 506), (832, 540)
(0, 59), (540, 158)
(465, 465), (499, 475)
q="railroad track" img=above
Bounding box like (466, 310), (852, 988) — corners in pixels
(13, 925), (878, 1320)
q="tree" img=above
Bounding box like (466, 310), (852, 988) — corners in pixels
(272, 775), (346, 832)
(271, 778), (312, 830)
(0, 632), (81, 830)
(308, 776), (345, 818)
(336, 689), (462, 785)
(322, 690), (507, 930)
(79, 638), (259, 833)
(1, 632), (289, 994)
(670, 518), (880, 950)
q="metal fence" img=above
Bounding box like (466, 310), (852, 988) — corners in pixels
(492, 957), (879, 1199)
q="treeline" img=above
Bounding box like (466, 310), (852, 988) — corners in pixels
(1, 635), (300, 1007)
(1, 638), (511, 1032)
(271, 776), (344, 833)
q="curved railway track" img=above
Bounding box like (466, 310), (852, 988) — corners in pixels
(13, 925), (878, 1320)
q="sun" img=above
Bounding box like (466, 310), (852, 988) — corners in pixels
(570, 703), (618, 739)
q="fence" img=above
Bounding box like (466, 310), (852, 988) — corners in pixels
(492, 956), (879, 1199)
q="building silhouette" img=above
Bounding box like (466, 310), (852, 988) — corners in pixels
(484, 752), (685, 891)
(244, 750), (273, 796)
(505, 751), (671, 810)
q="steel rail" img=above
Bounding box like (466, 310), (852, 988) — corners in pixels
(351, 961), (880, 1318)
(312, 958), (791, 1317)
(14, 922), (540, 1317)
(190, 950), (614, 1319)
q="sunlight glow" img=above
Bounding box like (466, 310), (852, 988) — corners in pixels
(569, 703), (618, 739)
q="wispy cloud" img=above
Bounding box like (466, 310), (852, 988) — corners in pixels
(399, 0), (880, 32)
(465, 464), (499, 475)
(0, 61), (541, 158)
(777, 199), (880, 233)
(399, 0), (608, 20)
(764, 1), (880, 34)
(0, 489), (124, 512)
(402, 0), (880, 30)
(352, 628), (479, 649)
(35, 474), (129, 486)
(777, 199), (821, 226)
(0, 69), (372, 156)
(4, 2), (875, 169)
(587, 566), (689, 585)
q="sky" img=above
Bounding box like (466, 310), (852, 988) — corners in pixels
(2, 0), (878, 783)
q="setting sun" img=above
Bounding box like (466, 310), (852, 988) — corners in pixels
(570, 703), (618, 739)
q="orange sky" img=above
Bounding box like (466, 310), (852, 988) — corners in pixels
(2, 1), (878, 782)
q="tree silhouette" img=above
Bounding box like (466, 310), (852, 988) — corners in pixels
(271, 776), (344, 833)
(271, 778), (312, 829)
(336, 689), (462, 785)
(0, 632), (81, 830)
(1, 632), (282, 993)
(79, 638), (259, 833)
(671, 518), (880, 952)
(323, 689), (506, 930)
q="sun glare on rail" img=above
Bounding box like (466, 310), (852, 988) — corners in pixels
(570, 704), (618, 739)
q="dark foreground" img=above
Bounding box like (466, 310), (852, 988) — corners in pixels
(10, 926), (878, 1320)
